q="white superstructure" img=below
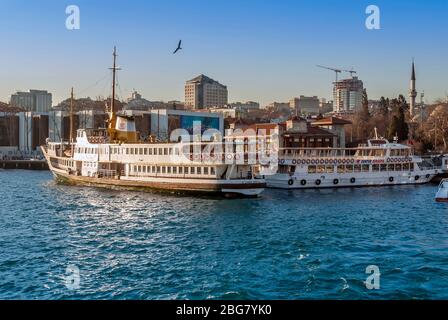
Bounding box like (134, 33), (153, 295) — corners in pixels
(266, 137), (438, 189)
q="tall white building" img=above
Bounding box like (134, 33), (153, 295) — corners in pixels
(10, 90), (52, 113)
(333, 77), (363, 113)
(185, 74), (228, 109)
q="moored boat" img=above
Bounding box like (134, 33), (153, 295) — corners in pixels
(266, 135), (438, 189)
(435, 179), (448, 202)
(41, 48), (265, 197)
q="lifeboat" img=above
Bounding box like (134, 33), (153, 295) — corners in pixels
(435, 179), (448, 202)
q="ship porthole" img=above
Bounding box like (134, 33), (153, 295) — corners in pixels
(415, 175), (420, 181)
(426, 174), (430, 179)
(288, 179), (294, 186)
(333, 179), (339, 185)
(389, 177), (394, 182)
(300, 179), (307, 186)
(350, 177), (356, 183)
(315, 179), (321, 186)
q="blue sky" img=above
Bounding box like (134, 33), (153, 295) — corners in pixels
(0, 0), (447, 105)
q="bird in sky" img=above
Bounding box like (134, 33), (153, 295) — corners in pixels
(173, 40), (182, 54)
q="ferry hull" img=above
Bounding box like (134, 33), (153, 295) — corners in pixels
(266, 172), (437, 189)
(51, 168), (265, 198)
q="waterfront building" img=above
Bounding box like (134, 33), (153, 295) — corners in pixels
(311, 116), (352, 148)
(280, 116), (337, 148)
(333, 77), (363, 113)
(10, 90), (52, 113)
(149, 109), (224, 141)
(319, 98), (334, 114)
(185, 74), (228, 109)
(208, 107), (238, 119)
(230, 101), (260, 111)
(289, 96), (320, 115)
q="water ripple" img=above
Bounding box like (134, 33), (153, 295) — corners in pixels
(0, 170), (448, 299)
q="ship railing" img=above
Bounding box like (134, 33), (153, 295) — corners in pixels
(279, 148), (357, 158)
(98, 169), (117, 178)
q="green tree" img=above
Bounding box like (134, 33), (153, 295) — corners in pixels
(378, 96), (389, 117)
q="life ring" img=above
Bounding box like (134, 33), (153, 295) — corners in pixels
(315, 179), (321, 186)
(333, 179), (339, 185)
(324, 159), (329, 164)
(415, 175), (420, 181)
(389, 177), (394, 182)
(306, 159), (311, 164)
(350, 159), (355, 164)
(292, 159), (297, 165)
(320, 159), (325, 164)
(288, 179), (294, 186)
(300, 179), (307, 186)
(350, 177), (356, 183)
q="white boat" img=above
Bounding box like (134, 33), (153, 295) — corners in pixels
(41, 48), (265, 198)
(42, 130), (265, 197)
(435, 179), (448, 202)
(266, 135), (439, 189)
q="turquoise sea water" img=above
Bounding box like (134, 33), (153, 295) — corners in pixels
(0, 170), (447, 299)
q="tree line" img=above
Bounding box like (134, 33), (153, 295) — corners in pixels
(348, 89), (448, 154)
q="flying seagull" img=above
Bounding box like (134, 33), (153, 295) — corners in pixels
(173, 40), (182, 54)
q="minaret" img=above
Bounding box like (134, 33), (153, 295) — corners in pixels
(409, 60), (417, 118)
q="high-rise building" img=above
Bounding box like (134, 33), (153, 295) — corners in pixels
(289, 96), (320, 115)
(185, 74), (228, 109)
(333, 77), (363, 113)
(10, 90), (52, 113)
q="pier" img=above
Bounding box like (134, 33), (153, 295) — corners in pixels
(0, 160), (48, 170)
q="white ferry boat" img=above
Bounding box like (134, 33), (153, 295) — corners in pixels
(42, 129), (265, 197)
(41, 48), (265, 197)
(266, 134), (438, 189)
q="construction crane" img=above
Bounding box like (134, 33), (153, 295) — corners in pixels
(342, 68), (357, 78)
(316, 65), (342, 82)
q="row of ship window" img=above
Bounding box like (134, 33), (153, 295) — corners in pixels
(131, 165), (216, 176)
(114, 147), (179, 156)
(306, 163), (415, 174)
(281, 149), (410, 157)
(75, 147), (181, 156)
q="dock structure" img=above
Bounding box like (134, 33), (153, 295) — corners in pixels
(0, 160), (48, 170)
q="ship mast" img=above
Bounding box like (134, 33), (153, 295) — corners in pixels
(108, 46), (120, 140)
(69, 87), (74, 143)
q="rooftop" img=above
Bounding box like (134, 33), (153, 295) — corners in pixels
(312, 116), (352, 126)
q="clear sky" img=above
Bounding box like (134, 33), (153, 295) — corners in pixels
(0, 0), (447, 106)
